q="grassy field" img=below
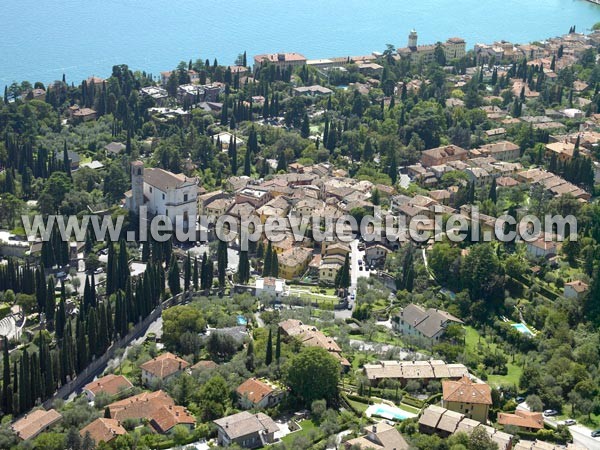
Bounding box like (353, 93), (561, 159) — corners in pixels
(347, 399), (370, 413)
(464, 326), (523, 387)
(281, 419), (320, 445)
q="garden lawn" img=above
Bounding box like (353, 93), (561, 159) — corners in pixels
(281, 419), (321, 445)
(464, 326), (523, 387)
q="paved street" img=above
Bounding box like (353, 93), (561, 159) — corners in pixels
(517, 403), (600, 449)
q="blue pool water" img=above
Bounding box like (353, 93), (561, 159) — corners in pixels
(512, 323), (535, 336)
(369, 404), (414, 421)
(2, 0), (600, 84)
(237, 315), (248, 326)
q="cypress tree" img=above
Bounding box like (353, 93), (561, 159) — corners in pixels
(271, 252), (279, 278)
(275, 328), (281, 363)
(193, 256), (199, 291)
(217, 239), (228, 289)
(168, 254), (181, 296)
(45, 277), (55, 331)
(489, 177), (497, 203)
(265, 328), (273, 366)
(2, 337), (11, 414)
(184, 252), (191, 292)
(238, 250), (250, 284)
(263, 241), (273, 277)
(245, 339), (255, 372)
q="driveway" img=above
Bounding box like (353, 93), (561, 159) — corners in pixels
(517, 403), (600, 449)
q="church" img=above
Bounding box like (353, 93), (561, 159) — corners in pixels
(125, 160), (199, 236)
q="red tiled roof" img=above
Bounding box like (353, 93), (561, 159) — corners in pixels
(151, 405), (195, 433)
(236, 378), (275, 405)
(107, 390), (174, 422)
(80, 418), (126, 444)
(83, 374), (133, 397)
(442, 376), (492, 405)
(141, 352), (189, 379)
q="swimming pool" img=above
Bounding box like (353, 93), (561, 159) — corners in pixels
(237, 315), (248, 326)
(512, 323), (534, 336)
(366, 403), (416, 421)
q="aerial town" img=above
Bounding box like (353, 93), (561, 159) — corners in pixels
(1, 24), (600, 450)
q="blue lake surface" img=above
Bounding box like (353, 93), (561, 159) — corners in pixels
(2, 0), (600, 84)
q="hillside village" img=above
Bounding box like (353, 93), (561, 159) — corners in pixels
(0, 25), (600, 450)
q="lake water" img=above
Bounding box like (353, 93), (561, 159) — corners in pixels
(2, 0), (600, 84)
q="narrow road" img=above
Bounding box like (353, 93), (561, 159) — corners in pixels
(517, 403), (600, 449)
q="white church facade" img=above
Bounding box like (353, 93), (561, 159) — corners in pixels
(126, 160), (199, 236)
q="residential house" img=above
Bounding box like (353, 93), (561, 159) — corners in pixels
(498, 410), (544, 432)
(79, 418), (126, 446)
(235, 187), (271, 209)
(421, 145), (468, 167)
(12, 409), (63, 441)
(564, 280), (589, 299)
(365, 244), (390, 267)
(236, 378), (286, 410)
(190, 360), (219, 371)
(150, 405), (196, 434)
(278, 319), (350, 368)
(106, 390), (175, 422)
(319, 261), (343, 284)
(525, 233), (559, 258)
(277, 247), (312, 280)
(441, 376), (492, 423)
(213, 131), (246, 151)
(140, 86), (169, 105)
(253, 52), (307, 71)
(478, 141), (521, 161)
(393, 304), (463, 346)
(104, 141), (126, 156)
(344, 422), (410, 450)
(293, 85), (333, 96)
(255, 277), (289, 300)
(55, 149), (81, 171)
(83, 374), (133, 401)
(204, 197), (234, 217)
(419, 405), (512, 450)
(140, 352), (190, 387)
(214, 411), (279, 448)
(545, 141), (576, 163)
(363, 360), (468, 386)
(69, 105), (97, 123)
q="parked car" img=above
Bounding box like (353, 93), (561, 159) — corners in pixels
(563, 419), (576, 426)
(592, 430), (600, 438)
(543, 409), (558, 417)
(515, 396), (525, 403)
(94, 267), (104, 274)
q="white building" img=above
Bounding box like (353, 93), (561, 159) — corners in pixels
(255, 277), (289, 299)
(126, 161), (198, 236)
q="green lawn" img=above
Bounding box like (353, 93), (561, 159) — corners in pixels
(281, 419), (320, 445)
(347, 399), (370, 413)
(464, 326), (523, 387)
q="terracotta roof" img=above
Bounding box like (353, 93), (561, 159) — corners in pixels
(143, 168), (197, 192)
(107, 390), (174, 421)
(191, 360), (219, 370)
(83, 374), (133, 397)
(12, 409), (62, 441)
(214, 411), (279, 440)
(236, 378), (275, 405)
(498, 410), (544, 430)
(442, 376), (492, 405)
(151, 405), (195, 433)
(80, 418), (126, 444)
(345, 422), (409, 450)
(565, 280), (588, 293)
(141, 352), (189, 379)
